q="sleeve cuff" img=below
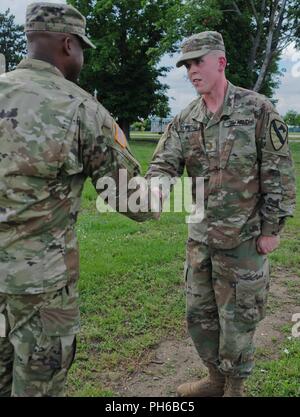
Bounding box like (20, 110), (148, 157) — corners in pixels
(261, 220), (285, 236)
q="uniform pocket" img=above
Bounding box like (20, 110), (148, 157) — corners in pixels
(29, 285), (80, 371)
(235, 260), (270, 324)
(39, 285), (80, 337)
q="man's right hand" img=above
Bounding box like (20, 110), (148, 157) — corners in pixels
(150, 187), (163, 220)
(256, 235), (280, 255)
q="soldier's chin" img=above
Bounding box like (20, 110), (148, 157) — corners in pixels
(194, 85), (205, 95)
(195, 84), (211, 95)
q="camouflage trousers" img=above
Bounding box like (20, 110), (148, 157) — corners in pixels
(0, 284), (80, 397)
(185, 237), (270, 378)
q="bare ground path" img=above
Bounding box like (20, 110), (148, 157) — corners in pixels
(109, 266), (299, 397)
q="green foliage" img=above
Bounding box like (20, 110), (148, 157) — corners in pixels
(66, 0), (299, 129)
(0, 9), (26, 71)
(131, 121), (145, 131)
(284, 110), (300, 126)
(143, 118), (151, 131)
(288, 0), (300, 48)
(246, 337), (300, 397)
(131, 118), (152, 131)
(181, 0), (299, 96)
(67, 0), (183, 136)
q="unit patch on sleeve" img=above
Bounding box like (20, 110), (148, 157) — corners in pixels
(113, 123), (127, 148)
(269, 119), (288, 151)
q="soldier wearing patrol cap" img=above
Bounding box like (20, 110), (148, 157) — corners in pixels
(146, 31), (296, 396)
(0, 2), (155, 397)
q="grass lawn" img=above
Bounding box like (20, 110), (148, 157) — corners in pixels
(67, 141), (300, 397)
(130, 131), (160, 141)
(67, 142), (187, 396)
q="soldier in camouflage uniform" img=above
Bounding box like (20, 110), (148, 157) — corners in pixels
(146, 32), (296, 396)
(0, 2), (155, 397)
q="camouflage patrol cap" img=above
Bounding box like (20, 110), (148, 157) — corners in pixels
(25, 2), (96, 49)
(176, 31), (225, 67)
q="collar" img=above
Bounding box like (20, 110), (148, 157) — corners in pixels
(16, 58), (65, 79)
(192, 81), (236, 126)
(222, 81), (236, 117)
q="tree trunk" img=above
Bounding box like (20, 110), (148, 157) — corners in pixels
(118, 118), (131, 141)
(253, 32), (274, 92)
(247, 0), (265, 78)
(253, 0), (277, 92)
(253, 0), (287, 92)
(0, 53), (6, 74)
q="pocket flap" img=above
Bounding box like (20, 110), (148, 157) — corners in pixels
(40, 307), (80, 336)
(40, 286), (80, 336)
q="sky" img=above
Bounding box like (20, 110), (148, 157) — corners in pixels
(1, 0), (300, 117)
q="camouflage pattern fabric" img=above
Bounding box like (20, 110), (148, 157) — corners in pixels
(0, 284), (79, 397)
(185, 237), (269, 378)
(25, 2), (96, 49)
(146, 81), (296, 377)
(176, 31), (225, 67)
(146, 81), (296, 249)
(0, 58), (152, 295)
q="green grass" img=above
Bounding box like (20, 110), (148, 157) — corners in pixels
(67, 141), (300, 397)
(289, 133), (300, 140)
(67, 142), (187, 396)
(246, 335), (300, 397)
(130, 131), (160, 141)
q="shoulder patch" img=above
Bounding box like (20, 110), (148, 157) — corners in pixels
(269, 119), (288, 151)
(113, 123), (127, 149)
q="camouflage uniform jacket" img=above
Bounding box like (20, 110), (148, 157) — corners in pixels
(146, 82), (296, 249)
(0, 58), (146, 294)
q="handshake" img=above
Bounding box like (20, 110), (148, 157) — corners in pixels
(129, 176), (169, 221)
(96, 172), (171, 222)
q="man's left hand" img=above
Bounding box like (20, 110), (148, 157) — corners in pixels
(256, 235), (280, 255)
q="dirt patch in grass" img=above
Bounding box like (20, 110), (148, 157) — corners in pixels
(111, 266), (300, 397)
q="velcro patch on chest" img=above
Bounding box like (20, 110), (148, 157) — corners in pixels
(269, 119), (288, 151)
(223, 119), (254, 127)
(179, 122), (202, 132)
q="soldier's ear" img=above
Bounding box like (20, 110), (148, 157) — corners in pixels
(218, 56), (227, 71)
(62, 36), (72, 56)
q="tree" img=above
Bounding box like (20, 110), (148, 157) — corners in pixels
(0, 9), (26, 72)
(182, 0), (300, 96)
(284, 110), (300, 126)
(246, 0), (298, 92)
(68, 0), (183, 139)
(143, 118), (151, 131)
(0, 53), (5, 74)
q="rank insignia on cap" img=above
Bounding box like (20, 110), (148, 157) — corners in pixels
(270, 119), (288, 151)
(113, 123), (127, 148)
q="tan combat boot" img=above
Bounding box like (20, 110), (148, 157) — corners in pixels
(223, 376), (245, 397)
(176, 365), (225, 397)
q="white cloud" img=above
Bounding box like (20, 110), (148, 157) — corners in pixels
(159, 53), (197, 116)
(281, 42), (298, 60)
(274, 60), (300, 115)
